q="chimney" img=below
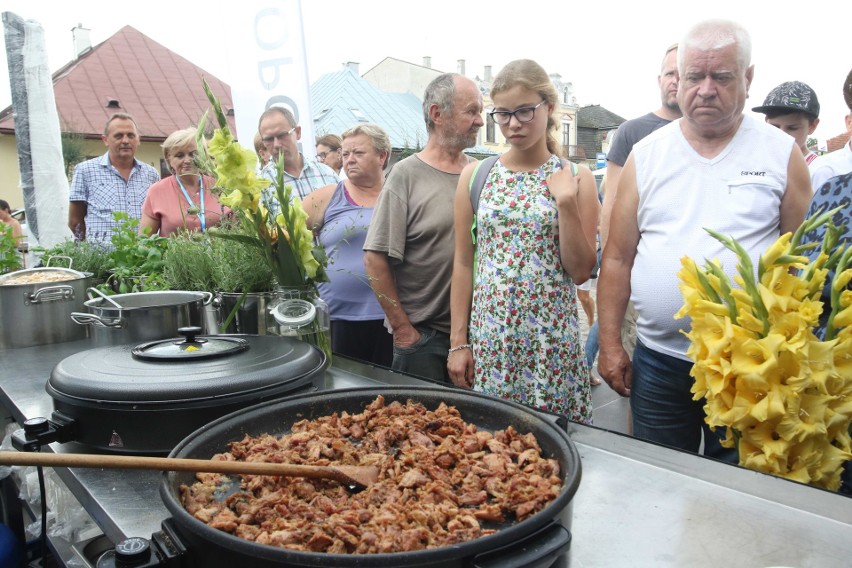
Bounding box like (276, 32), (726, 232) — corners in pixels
(484, 65), (492, 82)
(457, 59), (466, 76)
(344, 61), (360, 75)
(423, 56), (432, 68)
(72, 24), (91, 58)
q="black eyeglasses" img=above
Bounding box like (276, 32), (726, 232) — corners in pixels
(261, 126), (296, 145)
(489, 101), (547, 125)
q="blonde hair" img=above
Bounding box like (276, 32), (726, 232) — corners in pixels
(253, 132), (265, 154)
(342, 124), (391, 169)
(490, 59), (562, 158)
(161, 127), (197, 162)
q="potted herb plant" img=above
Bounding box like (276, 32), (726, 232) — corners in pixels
(102, 212), (169, 294)
(162, 222), (276, 334)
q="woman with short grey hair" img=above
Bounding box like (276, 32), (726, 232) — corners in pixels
(301, 123), (393, 366)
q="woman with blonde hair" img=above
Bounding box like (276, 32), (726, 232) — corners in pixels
(448, 59), (599, 422)
(140, 127), (227, 236)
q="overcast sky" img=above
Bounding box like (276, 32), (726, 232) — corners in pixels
(1, 0), (850, 147)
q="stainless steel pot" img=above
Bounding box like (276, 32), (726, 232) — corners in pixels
(0, 267), (92, 349)
(71, 289), (213, 347)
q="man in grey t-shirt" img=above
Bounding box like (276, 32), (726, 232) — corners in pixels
(363, 73), (483, 382)
(600, 43), (682, 248)
(588, 43), (683, 364)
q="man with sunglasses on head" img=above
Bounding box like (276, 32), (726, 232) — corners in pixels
(257, 106), (339, 207)
(364, 73), (484, 383)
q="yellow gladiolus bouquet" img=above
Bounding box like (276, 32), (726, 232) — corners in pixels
(196, 79), (331, 360)
(675, 208), (852, 490)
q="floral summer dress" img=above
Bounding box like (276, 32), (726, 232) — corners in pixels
(470, 155), (592, 423)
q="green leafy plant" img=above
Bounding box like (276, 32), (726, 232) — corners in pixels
(208, 223), (276, 293)
(0, 224), (22, 274)
(100, 212), (169, 294)
(162, 221), (275, 294)
(36, 239), (111, 280)
(61, 130), (89, 177)
(162, 230), (216, 292)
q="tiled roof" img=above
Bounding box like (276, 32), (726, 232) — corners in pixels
(577, 105), (626, 129)
(311, 68), (427, 149)
(827, 131), (851, 152)
(0, 26), (235, 140)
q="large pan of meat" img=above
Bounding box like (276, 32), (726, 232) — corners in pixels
(160, 386), (582, 568)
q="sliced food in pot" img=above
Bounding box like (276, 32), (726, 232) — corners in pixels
(180, 395), (564, 554)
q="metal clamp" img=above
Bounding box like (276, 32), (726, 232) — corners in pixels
(11, 413), (78, 452)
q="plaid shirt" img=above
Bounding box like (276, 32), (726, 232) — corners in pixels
(69, 152), (160, 244)
(261, 154), (339, 212)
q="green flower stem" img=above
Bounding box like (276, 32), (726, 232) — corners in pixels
(825, 245), (852, 341)
(219, 290), (248, 334)
(705, 228), (768, 336)
(702, 260), (738, 322)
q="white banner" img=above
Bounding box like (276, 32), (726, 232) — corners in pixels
(220, 0), (315, 159)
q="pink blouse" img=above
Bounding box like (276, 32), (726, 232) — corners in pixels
(141, 175), (228, 237)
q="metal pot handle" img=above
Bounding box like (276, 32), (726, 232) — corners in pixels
(70, 312), (125, 329)
(86, 287), (123, 309)
(25, 285), (75, 305)
(200, 291), (214, 306)
(45, 255), (73, 270)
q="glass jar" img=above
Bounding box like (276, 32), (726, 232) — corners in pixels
(271, 285), (332, 362)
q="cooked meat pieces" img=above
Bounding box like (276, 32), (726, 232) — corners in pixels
(180, 396), (565, 554)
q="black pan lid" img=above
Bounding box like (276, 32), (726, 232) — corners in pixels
(132, 327), (249, 361)
(47, 334), (325, 404)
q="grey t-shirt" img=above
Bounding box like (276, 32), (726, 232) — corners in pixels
(364, 154), (465, 333)
(607, 112), (672, 167)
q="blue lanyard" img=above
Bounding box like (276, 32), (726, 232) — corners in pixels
(175, 175), (206, 231)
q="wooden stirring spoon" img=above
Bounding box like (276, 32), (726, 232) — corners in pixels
(0, 451), (379, 489)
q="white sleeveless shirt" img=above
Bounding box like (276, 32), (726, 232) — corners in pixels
(629, 114), (795, 360)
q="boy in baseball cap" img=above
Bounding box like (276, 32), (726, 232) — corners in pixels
(753, 81), (821, 164)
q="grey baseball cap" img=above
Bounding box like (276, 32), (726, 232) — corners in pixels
(752, 81), (820, 119)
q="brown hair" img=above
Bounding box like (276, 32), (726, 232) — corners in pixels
(257, 106), (297, 131)
(490, 59), (562, 158)
(103, 112), (139, 135)
(316, 133), (342, 151)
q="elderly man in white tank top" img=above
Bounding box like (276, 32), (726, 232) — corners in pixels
(597, 19), (812, 460)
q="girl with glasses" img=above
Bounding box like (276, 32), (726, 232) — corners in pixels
(448, 59), (599, 423)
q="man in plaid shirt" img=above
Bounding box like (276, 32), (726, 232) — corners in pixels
(257, 106), (339, 211)
(68, 113), (159, 245)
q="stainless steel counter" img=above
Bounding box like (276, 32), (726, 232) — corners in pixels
(2, 339), (851, 567)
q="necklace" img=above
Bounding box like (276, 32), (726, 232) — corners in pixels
(175, 175), (206, 231)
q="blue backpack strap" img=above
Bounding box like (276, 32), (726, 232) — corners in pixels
(468, 154), (500, 246)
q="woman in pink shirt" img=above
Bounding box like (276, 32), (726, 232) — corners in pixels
(140, 128), (227, 237)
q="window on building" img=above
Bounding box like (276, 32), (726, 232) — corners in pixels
(486, 114), (495, 144)
(562, 122), (571, 147)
